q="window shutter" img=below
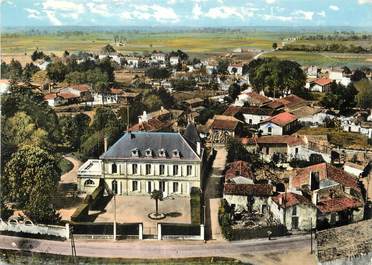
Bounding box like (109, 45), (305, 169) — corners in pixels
(138, 181), (141, 192)
(169, 181), (173, 193)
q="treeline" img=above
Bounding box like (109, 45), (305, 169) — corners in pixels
(282, 43), (371, 53)
(1, 60), (39, 83)
(299, 34), (372, 41)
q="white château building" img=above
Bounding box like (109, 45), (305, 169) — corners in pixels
(78, 125), (205, 197)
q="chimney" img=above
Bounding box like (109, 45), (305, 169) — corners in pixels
(104, 137), (108, 152)
(312, 192), (318, 205)
(344, 187), (351, 195)
(196, 141), (201, 156)
(278, 196), (283, 205)
(160, 106), (164, 112)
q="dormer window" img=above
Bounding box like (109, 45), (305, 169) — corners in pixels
(159, 148), (167, 158)
(145, 148), (153, 157)
(172, 149), (180, 158)
(131, 148), (139, 157)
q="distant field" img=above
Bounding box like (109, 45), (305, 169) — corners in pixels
(263, 50), (372, 68)
(1, 31), (281, 56)
(2, 31), (372, 69)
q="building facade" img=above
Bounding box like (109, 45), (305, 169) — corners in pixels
(78, 130), (204, 197)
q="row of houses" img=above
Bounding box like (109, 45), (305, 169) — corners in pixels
(222, 160), (366, 231)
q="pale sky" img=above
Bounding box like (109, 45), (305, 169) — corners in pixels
(1, 0), (372, 27)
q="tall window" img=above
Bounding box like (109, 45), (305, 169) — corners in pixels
(159, 181), (165, 192)
(173, 182), (179, 193)
(112, 164), (117, 174)
(147, 181), (152, 193)
(173, 165), (179, 175)
(132, 164), (138, 175)
(112, 180), (118, 194)
(146, 164), (151, 175)
(187, 165), (192, 176)
(159, 164), (165, 175)
(268, 127), (272, 135)
(132, 181), (138, 191)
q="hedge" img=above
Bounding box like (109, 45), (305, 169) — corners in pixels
(72, 223), (113, 235)
(161, 223), (200, 236)
(190, 188), (201, 224)
(116, 223), (140, 235)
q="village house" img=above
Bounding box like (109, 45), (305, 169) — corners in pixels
(290, 106), (327, 125)
(43, 93), (67, 107)
(241, 106), (281, 127)
(78, 129), (204, 197)
(151, 52), (166, 63)
(125, 56), (140, 68)
(223, 161), (273, 213)
(77, 159), (102, 194)
(60, 84), (92, 102)
(169, 56), (180, 66)
(128, 109), (172, 132)
(235, 91), (271, 107)
(208, 115), (243, 144)
(329, 69), (351, 86)
(183, 98), (204, 112)
(275, 95), (307, 112)
(290, 163), (364, 227)
(227, 63), (243, 76)
(259, 112), (299, 136)
(269, 192), (317, 231)
(310, 78), (333, 93)
(306, 65), (320, 78)
(0, 79), (10, 95)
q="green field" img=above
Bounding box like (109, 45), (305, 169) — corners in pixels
(2, 31), (372, 68)
(1, 31), (282, 55)
(263, 50), (372, 68)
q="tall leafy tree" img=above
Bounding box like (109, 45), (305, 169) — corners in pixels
(3, 145), (60, 212)
(46, 61), (67, 83)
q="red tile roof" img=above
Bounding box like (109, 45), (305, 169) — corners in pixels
(263, 100), (285, 110)
(128, 118), (170, 132)
(292, 163), (360, 192)
(272, 192), (312, 208)
(256, 135), (304, 146)
(210, 115), (241, 130)
(314, 78), (332, 86)
(262, 112), (297, 127)
(223, 106), (242, 116)
(110, 88), (123, 94)
(316, 197), (363, 213)
(225, 160), (254, 181)
(70, 84), (90, 92)
(44, 93), (58, 100)
(276, 95), (306, 109)
(58, 92), (79, 100)
(224, 183), (273, 197)
(245, 92), (271, 105)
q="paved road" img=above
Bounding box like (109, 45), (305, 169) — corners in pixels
(0, 234), (311, 259)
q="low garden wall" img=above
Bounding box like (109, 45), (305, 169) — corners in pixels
(0, 218), (69, 240)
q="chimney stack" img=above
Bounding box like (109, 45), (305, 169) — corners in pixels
(312, 192), (318, 205)
(196, 142), (201, 156)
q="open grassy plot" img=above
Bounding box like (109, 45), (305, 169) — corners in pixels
(263, 50), (372, 68)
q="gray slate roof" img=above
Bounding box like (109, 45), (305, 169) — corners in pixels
(100, 132), (200, 161)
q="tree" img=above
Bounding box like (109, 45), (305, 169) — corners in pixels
(225, 137), (263, 170)
(46, 61), (67, 83)
(101, 44), (116, 54)
(217, 60), (229, 74)
(320, 82), (358, 114)
(31, 50), (45, 61)
(0, 200), (13, 221)
(63, 50), (70, 57)
(248, 58), (306, 98)
(22, 63), (39, 84)
(150, 190), (163, 216)
(145, 67), (171, 79)
(351, 69), (367, 82)
(272, 42), (278, 50)
(143, 94), (162, 112)
(228, 83), (241, 102)
(355, 79), (372, 109)
(3, 145), (60, 209)
(26, 190), (61, 224)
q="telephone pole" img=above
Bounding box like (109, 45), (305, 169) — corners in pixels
(70, 226), (77, 265)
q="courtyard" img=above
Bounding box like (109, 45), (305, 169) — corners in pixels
(94, 195), (192, 233)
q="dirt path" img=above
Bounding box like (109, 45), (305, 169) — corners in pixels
(59, 155), (82, 185)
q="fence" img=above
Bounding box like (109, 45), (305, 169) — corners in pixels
(231, 224), (288, 241)
(158, 223), (204, 240)
(0, 218), (69, 240)
(71, 222), (142, 240)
